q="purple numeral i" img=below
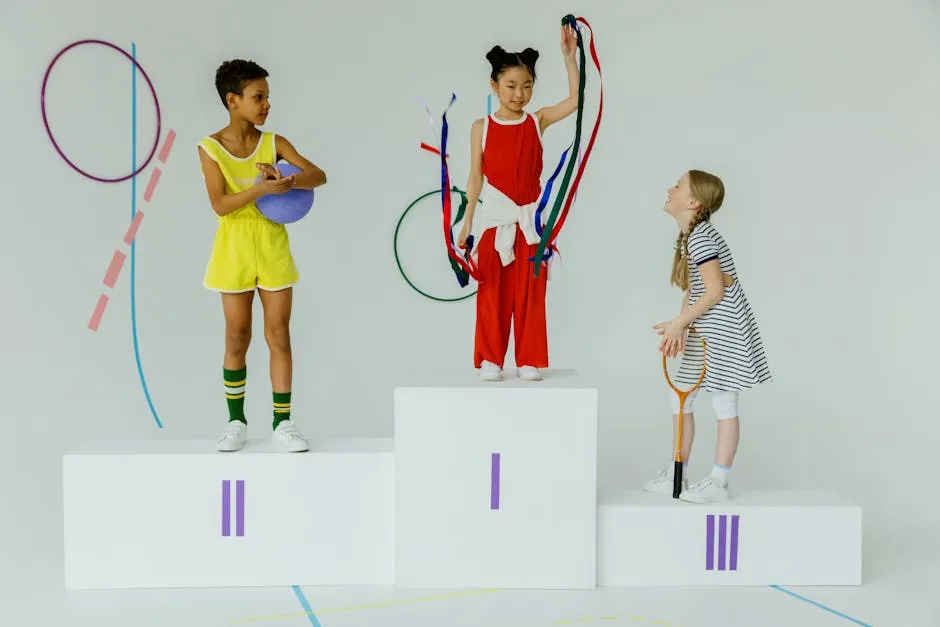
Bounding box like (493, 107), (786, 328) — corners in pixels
(490, 453), (501, 510)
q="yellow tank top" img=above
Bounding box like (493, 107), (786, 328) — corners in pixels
(198, 131), (277, 221)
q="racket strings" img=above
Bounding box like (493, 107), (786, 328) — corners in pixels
(664, 330), (707, 393)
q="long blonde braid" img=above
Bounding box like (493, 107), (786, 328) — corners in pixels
(670, 209), (711, 291)
(669, 170), (725, 291)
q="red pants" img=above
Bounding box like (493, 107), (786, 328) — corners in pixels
(473, 225), (548, 369)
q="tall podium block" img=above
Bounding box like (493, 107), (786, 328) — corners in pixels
(394, 368), (598, 589)
(63, 438), (394, 589)
(598, 489), (862, 586)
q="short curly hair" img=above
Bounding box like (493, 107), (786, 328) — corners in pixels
(214, 59), (269, 108)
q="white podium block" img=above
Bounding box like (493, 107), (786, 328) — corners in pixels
(63, 438), (394, 589)
(598, 489), (862, 586)
(394, 368), (598, 589)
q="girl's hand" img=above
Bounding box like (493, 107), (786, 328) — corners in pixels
(457, 222), (472, 248)
(653, 318), (688, 358)
(560, 23), (578, 59)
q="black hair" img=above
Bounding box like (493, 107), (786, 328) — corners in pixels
(214, 59), (269, 108)
(485, 45), (539, 82)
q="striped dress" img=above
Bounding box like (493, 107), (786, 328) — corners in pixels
(676, 220), (772, 392)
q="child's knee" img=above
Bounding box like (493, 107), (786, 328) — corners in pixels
(225, 324), (251, 353)
(669, 387), (699, 416)
(712, 391), (739, 420)
(264, 323), (291, 353)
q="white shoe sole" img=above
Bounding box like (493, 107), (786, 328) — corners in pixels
(273, 437), (309, 453)
(644, 482), (687, 496)
(679, 490), (729, 504)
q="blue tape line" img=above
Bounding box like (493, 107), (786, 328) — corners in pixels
(770, 585), (872, 626)
(130, 41), (162, 429)
(291, 585), (323, 627)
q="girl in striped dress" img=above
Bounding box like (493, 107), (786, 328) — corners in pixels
(646, 170), (772, 503)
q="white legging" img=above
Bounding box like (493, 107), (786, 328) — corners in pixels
(669, 387), (739, 420)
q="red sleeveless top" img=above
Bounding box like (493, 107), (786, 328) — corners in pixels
(481, 112), (543, 206)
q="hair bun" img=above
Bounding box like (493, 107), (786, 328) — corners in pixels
(486, 45), (506, 65)
(485, 45), (540, 82)
(519, 47), (540, 66)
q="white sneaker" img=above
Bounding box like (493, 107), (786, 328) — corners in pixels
(679, 477), (730, 503)
(518, 366), (542, 381)
(217, 420), (247, 452)
(479, 360), (502, 382)
(643, 465), (688, 496)
(273, 420), (309, 452)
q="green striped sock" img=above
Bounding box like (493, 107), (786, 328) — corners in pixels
(224, 366), (247, 423)
(273, 391), (291, 429)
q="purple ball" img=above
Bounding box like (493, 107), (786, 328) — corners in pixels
(255, 163), (315, 224)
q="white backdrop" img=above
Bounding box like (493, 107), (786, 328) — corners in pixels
(2, 0), (939, 578)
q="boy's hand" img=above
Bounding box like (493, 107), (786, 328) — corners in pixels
(259, 174), (295, 194)
(256, 162), (280, 180)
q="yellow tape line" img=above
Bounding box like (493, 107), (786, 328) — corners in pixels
(555, 619), (681, 626)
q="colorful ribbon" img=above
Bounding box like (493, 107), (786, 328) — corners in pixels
(533, 143), (574, 261)
(420, 94), (482, 287)
(530, 14), (604, 277)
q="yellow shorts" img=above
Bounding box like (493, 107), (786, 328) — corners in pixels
(203, 216), (299, 292)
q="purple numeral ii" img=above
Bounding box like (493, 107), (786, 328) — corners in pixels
(222, 480), (245, 537)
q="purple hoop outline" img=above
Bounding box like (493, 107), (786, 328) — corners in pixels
(40, 39), (162, 183)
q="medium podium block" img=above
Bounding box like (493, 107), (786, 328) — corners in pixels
(63, 438), (394, 589)
(394, 368), (598, 589)
(598, 489), (862, 586)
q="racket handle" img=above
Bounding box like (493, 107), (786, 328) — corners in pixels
(672, 461), (683, 499)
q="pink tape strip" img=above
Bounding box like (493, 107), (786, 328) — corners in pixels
(102, 250), (127, 288)
(124, 210), (145, 245)
(143, 167), (162, 202)
(158, 129), (176, 163)
(88, 294), (109, 331)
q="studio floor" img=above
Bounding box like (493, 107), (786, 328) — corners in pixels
(1, 522), (934, 627)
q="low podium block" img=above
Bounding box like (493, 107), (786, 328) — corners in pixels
(394, 368), (598, 589)
(63, 438), (394, 589)
(598, 489), (862, 586)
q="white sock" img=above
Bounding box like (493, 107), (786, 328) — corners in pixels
(710, 464), (730, 485)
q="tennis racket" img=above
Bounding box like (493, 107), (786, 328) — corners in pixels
(661, 326), (707, 498)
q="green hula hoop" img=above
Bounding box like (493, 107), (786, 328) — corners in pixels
(393, 186), (480, 302)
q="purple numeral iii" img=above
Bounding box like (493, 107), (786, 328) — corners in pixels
(706, 514), (739, 571)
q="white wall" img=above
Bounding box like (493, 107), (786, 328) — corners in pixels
(2, 0), (938, 567)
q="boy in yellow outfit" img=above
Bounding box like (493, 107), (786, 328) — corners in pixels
(197, 59), (327, 452)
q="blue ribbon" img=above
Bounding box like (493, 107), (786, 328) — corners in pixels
(438, 93), (480, 287)
(529, 142), (574, 263)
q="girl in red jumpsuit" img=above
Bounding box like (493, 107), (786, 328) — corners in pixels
(457, 25), (580, 381)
